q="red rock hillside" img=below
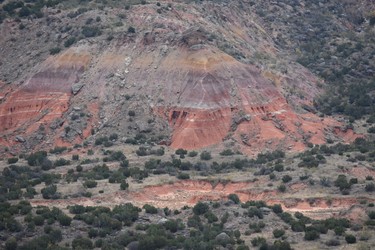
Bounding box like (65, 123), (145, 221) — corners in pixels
(0, 2), (358, 154)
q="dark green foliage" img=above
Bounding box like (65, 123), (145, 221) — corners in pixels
(272, 204), (283, 214)
(200, 151), (212, 160)
(368, 211), (375, 219)
(282, 175), (292, 183)
(334, 175), (351, 191)
(251, 236), (266, 247)
(7, 158), (18, 164)
(103, 151), (126, 162)
(128, 26), (136, 33)
(345, 234), (356, 244)
(5, 237), (17, 250)
(64, 36), (76, 47)
(298, 155), (320, 168)
(334, 226), (346, 236)
(304, 229), (320, 241)
(278, 184), (286, 192)
(120, 180), (129, 190)
(220, 149), (234, 156)
(112, 203), (140, 226)
(84, 180), (97, 188)
(41, 185), (59, 199)
(69, 205), (86, 214)
(33, 215), (45, 226)
(249, 221), (265, 233)
(109, 133), (118, 141)
(273, 240), (292, 250)
(58, 214), (72, 226)
(204, 211), (218, 223)
(247, 207), (263, 219)
(27, 151), (47, 166)
(242, 200), (267, 208)
(175, 148), (188, 156)
(188, 151), (198, 157)
(273, 228), (285, 238)
(177, 172), (190, 180)
(193, 202), (209, 215)
(54, 158), (70, 167)
(95, 136), (109, 145)
(228, 193), (240, 204)
(365, 183), (375, 192)
(81, 26), (101, 37)
(143, 204), (158, 214)
(49, 47), (61, 55)
(49, 146), (67, 154)
(274, 164), (284, 172)
(256, 150), (285, 164)
(72, 237), (93, 249)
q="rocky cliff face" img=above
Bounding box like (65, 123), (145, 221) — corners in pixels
(0, 0), (363, 154)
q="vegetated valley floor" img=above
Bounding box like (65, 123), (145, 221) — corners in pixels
(1, 137), (375, 249)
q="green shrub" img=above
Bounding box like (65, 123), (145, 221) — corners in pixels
(228, 193), (240, 204)
(274, 164), (284, 172)
(143, 204), (158, 214)
(84, 180), (97, 188)
(282, 175), (292, 183)
(304, 230), (319, 241)
(54, 158), (70, 167)
(81, 26), (101, 37)
(272, 204), (283, 214)
(200, 151), (212, 160)
(49, 47), (61, 55)
(251, 237), (266, 247)
(248, 207), (263, 219)
(27, 151), (47, 166)
(7, 157), (18, 164)
(5, 237), (17, 250)
(368, 211), (375, 219)
(188, 151), (198, 157)
(220, 149), (234, 156)
(345, 234), (356, 244)
(128, 26), (136, 33)
(58, 214), (72, 226)
(365, 183), (375, 192)
(177, 173), (190, 180)
(175, 148), (188, 156)
(69, 205), (85, 214)
(120, 180), (129, 190)
(273, 229), (285, 238)
(193, 202), (209, 215)
(204, 211), (218, 223)
(72, 237), (93, 249)
(278, 184), (286, 192)
(334, 175), (351, 191)
(41, 185), (58, 199)
(64, 37), (76, 47)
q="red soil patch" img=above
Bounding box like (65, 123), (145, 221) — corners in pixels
(348, 166), (375, 180)
(0, 50), (91, 146)
(30, 180), (373, 219)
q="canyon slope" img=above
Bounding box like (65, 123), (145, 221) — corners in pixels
(1, 0), (370, 155)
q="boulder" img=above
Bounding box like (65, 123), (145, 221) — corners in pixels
(15, 135), (26, 143)
(71, 83), (84, 95)
(215, 232), (231, 246)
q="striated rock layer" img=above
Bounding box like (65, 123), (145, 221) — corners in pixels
(0, 2), (359, 154)
(0, 50), (90, 148)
